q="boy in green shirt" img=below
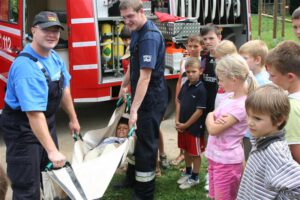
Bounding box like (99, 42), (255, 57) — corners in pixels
(266, 41), (300, 164)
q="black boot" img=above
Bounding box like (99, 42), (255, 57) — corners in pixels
(113, 164), (135, 190)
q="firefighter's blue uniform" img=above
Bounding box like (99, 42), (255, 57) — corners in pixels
(130, 20), (168, 200)
(1, 44), (70, 199)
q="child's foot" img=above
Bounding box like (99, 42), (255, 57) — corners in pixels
(204, 173), (209, 191)
(179, 178), (200, 189)
(177, 173), (191, 184)
(156, 167), (162, 177)
(159, 154), (169, 169)
(170, 154), (184, 166)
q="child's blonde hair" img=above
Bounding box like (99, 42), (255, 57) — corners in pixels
(187, 34), (204, 46)
(213, 40), (237, 58)
(246, 84), (290, 130)
(239, 40), (268, 66)
(185, 57), (202, 70)
(216, 54), (257, 94)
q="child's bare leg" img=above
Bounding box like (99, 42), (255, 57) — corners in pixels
(191, 156), (201, 174)
(184, 151), (192, 169)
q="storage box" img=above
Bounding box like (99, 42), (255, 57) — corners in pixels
(165, 52), (183, 73)
(155, 22), (201, 41)
(143, 2), (152, 16)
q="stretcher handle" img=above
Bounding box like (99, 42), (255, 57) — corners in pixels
(73, 131), (83, 142)
(128, 127), (135, 138)
(116, 93), (131, 112)
(45, 161), (71, 171)
(45, 162), (53, 171)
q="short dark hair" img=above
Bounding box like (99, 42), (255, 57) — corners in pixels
(265, 40), (300, 77)
(292, 7), (300, 20)
(246, 84), (290, 130)
(118, 117), (129, 126)
(120, 26), (131, 39)
(200, 23), (222, 36)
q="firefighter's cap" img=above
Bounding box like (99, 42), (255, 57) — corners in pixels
(32, 11), (64, 30)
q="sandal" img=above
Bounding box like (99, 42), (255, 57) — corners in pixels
(169, 155), (184, 166)
(159, 154), (170, 169)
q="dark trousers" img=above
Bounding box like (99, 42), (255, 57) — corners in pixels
(134, 109), (165, 200)
(2, 112), (58, 200)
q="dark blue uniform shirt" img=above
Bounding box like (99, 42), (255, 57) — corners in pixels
(178, 80), (207, 137)
(130, 20), (167, 111)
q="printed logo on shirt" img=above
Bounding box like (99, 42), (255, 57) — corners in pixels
(203, 74), (217, 83)
(191, 95), (196, 99)
(143, 55), (152, 62)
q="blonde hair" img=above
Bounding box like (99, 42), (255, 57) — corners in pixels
(187, 35), (204, 46)
(239, 40), (268, 66)
(185, 57), (202, 69)
(213, 40), (237, 58)
(246, 84), (290, 130)
(119, 0), (143, 12)
(216, 54), (257, 94)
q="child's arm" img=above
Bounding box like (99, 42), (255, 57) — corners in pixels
(176, 108), (204, 131)
(205, 112), (238, 136)
(175, 75), (182, 124)
(267, 159), (300, 198)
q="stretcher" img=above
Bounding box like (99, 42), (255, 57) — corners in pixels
(42, 97), (134, 200)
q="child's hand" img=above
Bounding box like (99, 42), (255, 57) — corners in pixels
(176, 122), (187, 131)
(176, 127), (184, 133)
(215, 114), (229, 124)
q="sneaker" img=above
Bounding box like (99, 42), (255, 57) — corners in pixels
(204, 173), (209, 191)
(177, 173), (191, 184)
(179, 178), (200, 189)
(160, 154), (170, 169)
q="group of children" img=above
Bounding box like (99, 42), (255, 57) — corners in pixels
(1, 7), (300, 200)
(172, 7), (300, 199)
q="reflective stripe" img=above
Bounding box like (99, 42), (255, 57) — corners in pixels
(135, 171), (156, 182)
(73, 64), (97, 70)
(74, 96), (111, 102)
(0, 109), (2, 114)
(71, 18), (94, 24)
(72, 41), (96, 48)
(0, 50), (15, 62)
(0, 25), (21, 36)
(0, 74), (7, 83)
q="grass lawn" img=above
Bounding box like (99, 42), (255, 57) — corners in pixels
(102, 158), (209, 200)
(102, 15), (299, 200)
(251, 14), (298, 48)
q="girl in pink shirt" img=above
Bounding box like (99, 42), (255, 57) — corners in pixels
(205, 54), (257, 200)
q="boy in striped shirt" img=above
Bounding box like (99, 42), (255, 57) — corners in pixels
(237, 84), (300, 199)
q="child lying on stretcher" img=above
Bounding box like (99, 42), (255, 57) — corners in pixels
(83, 118), (135, 162)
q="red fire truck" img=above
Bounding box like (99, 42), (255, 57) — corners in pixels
(0, 0), (251, 114)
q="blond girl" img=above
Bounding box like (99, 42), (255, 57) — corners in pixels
(212, 40), (238, 108)
(205, 54), (257, 200)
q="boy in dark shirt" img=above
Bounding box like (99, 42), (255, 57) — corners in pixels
(176, 57), (207, 189)
(200, 24), (222, 114)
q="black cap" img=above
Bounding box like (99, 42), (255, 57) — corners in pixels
(32, 11), (64, 30)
